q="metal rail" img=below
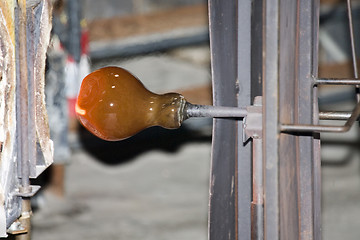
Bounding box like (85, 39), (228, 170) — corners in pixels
(251, 137), (263, 240)
(17, 1), (32, 240)
(281, 99), (360, 133)
(319, 111), (351, 120)
(316, 78), (360, 85)
(185, 102), (358, 127)
(282, 73), (360, 133)
(18, 0), (30, 194)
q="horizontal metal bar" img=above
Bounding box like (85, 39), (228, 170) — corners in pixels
(280, 124), (344, 133)
(185, 105), (355, 121)
(319, 111), (351, 120)
(281, 100), (360, 133)
(185, 104), (357, 131)
(315, 78), (360, 85)
(185, 103), (248, 118)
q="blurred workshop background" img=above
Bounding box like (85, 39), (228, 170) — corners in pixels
(28, 0), (360, 240)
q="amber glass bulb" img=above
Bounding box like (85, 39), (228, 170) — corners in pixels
(75, 66), (186, 141)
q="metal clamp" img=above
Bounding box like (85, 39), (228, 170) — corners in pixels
(14, 185), (41, 198)
(243, 96), (262, 141)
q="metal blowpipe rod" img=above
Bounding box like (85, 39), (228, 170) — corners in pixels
(184, 103), (248, 119)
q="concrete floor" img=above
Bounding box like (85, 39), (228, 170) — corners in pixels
(32, 143), (211, 240)
(30, 46), (360, 239)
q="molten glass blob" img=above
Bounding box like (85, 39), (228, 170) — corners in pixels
(75, 66), (186, 141)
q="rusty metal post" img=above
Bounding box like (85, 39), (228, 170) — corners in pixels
(244, 97), (264, 240)
(18, 0), (30, 192)
(16, 0), (31, 239)
(251, 137), (263, 240)
(262, 0), (321, 239)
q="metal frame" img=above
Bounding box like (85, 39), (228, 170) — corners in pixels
(207, 0), (253, 239)
(2, 0), (357, 238)
(183, 0), (360, 238)
(208, 0), (322, 239)
(262, 0), (322, 239)
(196, 0), (360, 239)
(208, 1), (245, 239)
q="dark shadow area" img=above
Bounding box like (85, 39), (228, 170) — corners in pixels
(321, 139), (360, 166)
(78, 124), (212, 165)
(7, 234), (15, 240)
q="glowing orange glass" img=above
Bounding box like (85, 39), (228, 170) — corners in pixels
(76, 66), (186, 141)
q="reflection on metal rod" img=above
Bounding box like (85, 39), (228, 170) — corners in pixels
(185, 103), (248, 118)
(346, 0), (360, 102)
(281, 100), (360, 133)
(319, 111), (351, 120)
(186, 105), (356, 121)
(316, 78), (360, 85)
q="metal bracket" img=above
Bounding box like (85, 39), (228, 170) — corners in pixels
(13, 185), (41, 198)
(7, 220), (27, 235)
(243, 96), (263, 141)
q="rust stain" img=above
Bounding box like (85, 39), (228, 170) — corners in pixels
(0, 0), (15, 45)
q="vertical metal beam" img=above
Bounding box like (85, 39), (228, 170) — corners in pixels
(296, 0), (321, 239)
(237, 0), (252, 239)
(262, 0), (321, 239)
(312, 1), (321, 239)
(251, 138), (264, 240)
(208, 1), (248, 239)
(18, 0), (30, 193)
(26, 2), (37, 181)
(278, 0), (299, 238)
(16, 1), (32, 239)
(262, 0), (280, 239)
(251, 0), (264, 100)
